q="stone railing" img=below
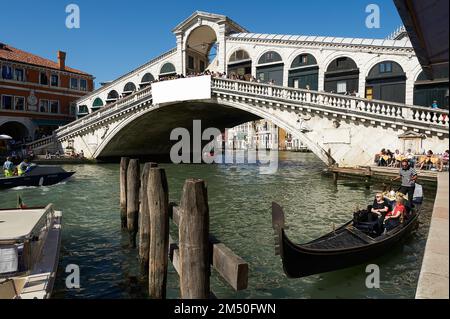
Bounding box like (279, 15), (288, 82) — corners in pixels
(26, 136), (54, 150)
(51, 77), (449, 145)
(212, 78), (449, 133)
(55, 86), (152, 139)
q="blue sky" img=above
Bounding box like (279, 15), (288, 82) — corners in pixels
(1, 0), (403, 87)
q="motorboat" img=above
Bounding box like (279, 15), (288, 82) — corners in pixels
(0, 204), (62, 299)
(0, 165), (75, 190)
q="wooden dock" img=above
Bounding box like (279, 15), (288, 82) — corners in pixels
(327, 165), (439, 184)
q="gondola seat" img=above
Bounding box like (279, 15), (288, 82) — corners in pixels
(353, 208), (382, 235)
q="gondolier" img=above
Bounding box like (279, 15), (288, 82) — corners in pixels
(391, 159), (418, 208)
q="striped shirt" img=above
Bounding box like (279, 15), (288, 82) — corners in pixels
(399, 167), (417, 187)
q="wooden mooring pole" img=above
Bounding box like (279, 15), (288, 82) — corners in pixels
(147, 168), (169, 299)
(138, 162), (158, 273)
(126, 159), (140, 247)
(119, 157), (130, 229)
(179, 179), (210, 299)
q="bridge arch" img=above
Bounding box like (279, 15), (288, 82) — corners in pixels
(140, 73), (154, 88)
(123, 82), (137, 96)
(227, 49), (252, 79)
(92, 98), (333, 165)
(91, 98), (104, 111)
(106, 90), (119, 103)
(159, 62), (176, 79)
(324, 56), (359, 94)
(365, 60), (407, 103)
(256, 50), (284, 85)
(184, 25), (218, 74)
(287, 53), (319, 90)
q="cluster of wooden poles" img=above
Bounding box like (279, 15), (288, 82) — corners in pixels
(119, 157), (248, 299)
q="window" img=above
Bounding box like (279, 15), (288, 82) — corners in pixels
(70, 103), (77, 116)
(379, 62), (393, 73)
(70, 78), (79, 90)
(1, 95), (13, 109)
(14, 96), (25, 111)
(39, 100), (49, 113)
(40, 72), (49, 85)
(337, 81), (347, 93)
(2, 65), (13, 79)
(51, 74), (59, 87)
(200, 60), (205, 72)
(50, 100), (59, 114)
(80, 78), (87, 91)
(302, 55), (308, 64)
(188, 56), (195, 69)
(14, 68), (25, 82)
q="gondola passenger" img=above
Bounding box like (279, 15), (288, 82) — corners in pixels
(371, 193), (389, 233)
(2, 156), (14, 177)
(384, 196), (406, 232)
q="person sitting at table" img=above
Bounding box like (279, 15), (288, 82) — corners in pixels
(419, 150), (434, 170)
(405, 149), (415, 167)
(384, 196), (407, 232)
(378, 149), (388, 167)
(393, 149), (403, 167)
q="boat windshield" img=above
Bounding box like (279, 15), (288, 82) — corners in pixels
(0, 205), (55, 278)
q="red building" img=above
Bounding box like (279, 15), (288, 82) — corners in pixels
(0, 42), (94, 141)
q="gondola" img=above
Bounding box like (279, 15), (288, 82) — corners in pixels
(0, 165), (75, 190)
(271, 201), (421, 278)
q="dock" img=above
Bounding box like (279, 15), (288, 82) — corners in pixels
(415, 172), (449, 299)
(327, 166), (439, 184)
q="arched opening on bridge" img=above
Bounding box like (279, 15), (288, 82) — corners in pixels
(159, 63), (176, 80)
(288, 54), (319, 90)
(256, 51), (284, 85)
(185, 25), (218, 74)
(324, 57), (359, 95)
(365, 61), (406, 103)
(0, 121), (30, 141)
(106, 90), (119, 104)
(78, 105), (89, 118)
(140, 73), (155, 88)
(414, 70), (449, 109)
(123, 82), (137, 97)
(91, 98), (104, 112)
(227, 49), (252, 80)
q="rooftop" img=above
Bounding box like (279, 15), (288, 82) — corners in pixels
(0, 43), (92, 76)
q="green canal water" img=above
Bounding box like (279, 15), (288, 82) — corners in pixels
(0, 152), (435, 299)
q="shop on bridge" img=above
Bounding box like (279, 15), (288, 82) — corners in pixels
(227, 50), (252, 79)
(414, 70), (449, 109)
(324, 57), (359, 95)
(365, 61), (406, 104)
(256, 51), (284, 86)
(288, 54), (319, 90)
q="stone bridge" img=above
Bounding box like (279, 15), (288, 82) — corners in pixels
(30, 76), (449, 167)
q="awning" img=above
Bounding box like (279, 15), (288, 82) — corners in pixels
(394, 0), (449, 80)
(32, 119), (71, 126)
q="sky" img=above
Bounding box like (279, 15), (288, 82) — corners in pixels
(0, 0), (403, 88)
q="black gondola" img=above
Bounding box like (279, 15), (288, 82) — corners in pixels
(0, 165), (75, 190)
(271, 201), (421, 278)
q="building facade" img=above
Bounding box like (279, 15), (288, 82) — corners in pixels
(0, 43), (94, 142)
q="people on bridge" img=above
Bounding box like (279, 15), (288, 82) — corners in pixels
(419, 150), (434, 170)
(3, 156), (14, 177)
(17, 158), (31, 176)
(391, 159), (417, 208)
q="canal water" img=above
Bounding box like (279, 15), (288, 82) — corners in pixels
(0, 152), (435, 299)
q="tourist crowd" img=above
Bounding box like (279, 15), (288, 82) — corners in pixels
(375, 148), (449, 172)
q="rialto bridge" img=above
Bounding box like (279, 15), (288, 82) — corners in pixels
(28, 11), (449, 167)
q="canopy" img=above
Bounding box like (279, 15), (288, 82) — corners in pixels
(0, 135), (12, 141)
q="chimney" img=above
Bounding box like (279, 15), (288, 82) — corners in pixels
(57, 50), (66, 70)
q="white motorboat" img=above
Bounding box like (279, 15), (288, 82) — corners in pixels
(0, 204), (62, 299)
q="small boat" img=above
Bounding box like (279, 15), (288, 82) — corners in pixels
(271, 201), (421, 278)
(0, 204), (62, 299)
(0, 165), (74, 190)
